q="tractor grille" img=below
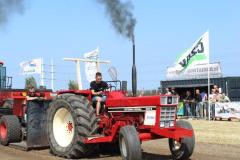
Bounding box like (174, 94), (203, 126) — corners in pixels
(160, 106), (176, 128)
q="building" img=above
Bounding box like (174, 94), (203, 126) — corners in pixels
(161, 77), (240, 101)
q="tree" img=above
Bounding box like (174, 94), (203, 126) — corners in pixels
(25, 76), (37, 89)
(68, 80), (79, 90)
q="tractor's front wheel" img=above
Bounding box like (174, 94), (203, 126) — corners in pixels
(119, 125), (142, 160)
(169, 120), (195, 160)
(47, 94), (99, 159)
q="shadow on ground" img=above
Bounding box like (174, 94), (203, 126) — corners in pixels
(142, 152), (172, 160)
(86, 150), (173, 160)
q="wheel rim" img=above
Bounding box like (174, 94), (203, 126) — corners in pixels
(0, 122), (7, 139)
(53, 108), (75, 147)
(171, 139), (185, 158)
(172, 140), (181, 151)
(120, 136), (128, 157)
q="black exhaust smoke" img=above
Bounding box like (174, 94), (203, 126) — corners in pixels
(96, 0), (137, 96)
(96, 0), (136, 39)
(0, 0), (25, 26)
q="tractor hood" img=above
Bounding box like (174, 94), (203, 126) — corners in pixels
(106, 92), (178, 107)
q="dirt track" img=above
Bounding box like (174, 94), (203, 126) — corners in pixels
(0, 139), (239, 160)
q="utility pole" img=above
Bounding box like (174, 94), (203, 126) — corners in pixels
(40, 58), (45, 86)
(51, 59), (54, 91)
(63, 58), (110, 90)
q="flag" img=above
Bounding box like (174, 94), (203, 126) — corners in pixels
(174, 31), (209, 72)
(84, 48), (99, 59)
(84, 48), (99, 82)
(108, 67), (118, 81)
(20, 58), (42, 75)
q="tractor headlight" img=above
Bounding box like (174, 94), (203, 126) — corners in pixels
(160, 121), (175, 128)
(169, 121), (174, 127)
(160, 122), (165, 128)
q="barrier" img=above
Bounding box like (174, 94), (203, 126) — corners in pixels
(215, 102), (240, 119)
(177, 101), (240, 120)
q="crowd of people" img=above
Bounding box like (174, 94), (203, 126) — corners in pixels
(164, 85), (231, 119)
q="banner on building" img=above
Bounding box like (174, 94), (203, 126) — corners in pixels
(84, 48), (99, 82)
(177, 102), (184, 116)
(167, 62), (222, 80)
(20, 58), (42, 75)
(215, 102), (240, 119)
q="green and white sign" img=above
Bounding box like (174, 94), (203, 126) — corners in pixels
(175, 31), (209, 71)
(166, 31), (220, 80)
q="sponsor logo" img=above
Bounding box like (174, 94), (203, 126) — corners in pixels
(179, 38), (204, 68)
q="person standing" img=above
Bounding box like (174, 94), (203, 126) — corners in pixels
(183, 91), (193, 118)
(165, 88), (172, 95)
(171, 87), (178, 96)
(194, 89), (202, 118)
(200, 91), (208, 118)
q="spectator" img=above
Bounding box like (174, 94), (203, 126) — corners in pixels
(220, 93), (230, 102)
(213, 85), (219, 93)
(200, 91), (207, 102)
(209, 87), (222, 119)
(194, 89), (202, 118)
(171, 87), (178, 96)
(200, 91), (208, 118)
(165, 88), (172, 95)
(183, 91), (193, 118)
(210, 89), (217, 102)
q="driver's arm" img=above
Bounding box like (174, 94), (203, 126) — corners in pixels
(103, 81), (109, 90)
(26, 96), (38, 101)
(91, 89), (102, 95)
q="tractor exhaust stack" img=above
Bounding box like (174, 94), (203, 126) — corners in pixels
(132, 35), (137, 96)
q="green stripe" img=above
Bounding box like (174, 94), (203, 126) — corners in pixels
(180, 54), (207, 73)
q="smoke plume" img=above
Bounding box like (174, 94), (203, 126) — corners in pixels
(0, 0), (25, 26)
(97, 0), (136, 41)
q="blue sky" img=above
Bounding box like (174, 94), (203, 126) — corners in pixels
(0, 0), (239, 90)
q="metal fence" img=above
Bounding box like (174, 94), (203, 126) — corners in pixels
(178, 101), (216, 119)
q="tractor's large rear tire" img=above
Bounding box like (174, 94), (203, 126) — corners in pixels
(47, 93), (99, 159)
(119, 125), (142, 160)
(169, 120), (195, 160)
(0, 115), (22, 146)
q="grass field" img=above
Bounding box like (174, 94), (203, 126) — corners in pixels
(188, 119), (240, 145)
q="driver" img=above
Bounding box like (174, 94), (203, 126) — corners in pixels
(26, 85), (38, 101)
(90, 72), (108, 116)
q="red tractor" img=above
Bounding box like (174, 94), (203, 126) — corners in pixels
(0, 62), (52, 149)
(46, 82), (195, 160)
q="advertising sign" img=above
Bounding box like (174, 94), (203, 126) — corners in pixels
(167, 62), (222, 80)
(20, 58), (42, 75)
(84, 48), (99, 82)
(215, 102), (240, 119)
